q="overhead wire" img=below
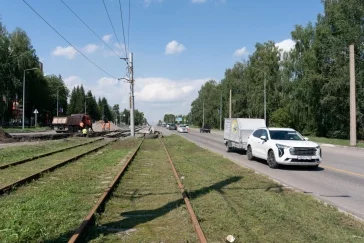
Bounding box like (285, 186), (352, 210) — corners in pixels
(59, 0), (122, 59)
(102, 0), (127, 59)
(118, 0), (128, 56)
(127, 0), (131, 55)
(22, 0), (118, 79)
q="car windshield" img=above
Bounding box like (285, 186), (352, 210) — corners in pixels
(180, 125), (186, 128)
(269, 130), (305, 141)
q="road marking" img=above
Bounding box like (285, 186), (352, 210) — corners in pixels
(322, 165), (364, 178)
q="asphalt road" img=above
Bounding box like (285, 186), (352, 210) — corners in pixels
(159, 127), (364, 221)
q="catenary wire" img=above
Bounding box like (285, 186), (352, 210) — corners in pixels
(118, 0), (128, 56)
(60, 0), (122, 59)
(23, 0), (118, 79)
(102, 0), (127, 58)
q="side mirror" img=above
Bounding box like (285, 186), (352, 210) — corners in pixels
(304, 137), (309, 141)
(260, 135), (267, 141)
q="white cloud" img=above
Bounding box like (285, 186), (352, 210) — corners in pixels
(51, 46), (77, 59)
(102, 34), (112, 43)
(83, 44), (99, 53)
(64, 76), (85, 90)
(275, 39), (296, 53)
(144, 0), (163, 7)
(233, 47), (248, 57)
(165, 40), (186, 55)
(192, 0), (207, 3)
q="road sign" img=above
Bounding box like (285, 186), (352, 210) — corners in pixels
(33, 109), (39, 114)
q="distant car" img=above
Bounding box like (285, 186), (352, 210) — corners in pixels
(166, 123), (171, 129)
(246, 127), (322, 169)
(177, 125), (188, 133)
(161, 123), (166, 127)
(184, 124), (189, 129)
(200, 125), (210, 133)
(169, 124), (177, 130)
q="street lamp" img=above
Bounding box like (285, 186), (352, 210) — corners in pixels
(84, 96), (91, 114)
(22, 67), (39, 130)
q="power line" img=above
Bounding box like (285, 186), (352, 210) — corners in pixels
(118, 0), (128, 56)
(59, 0), (122, 59)
(23, 0), (117, 79)
(128, 0), (131, 55)
(102, 0), (127, 58)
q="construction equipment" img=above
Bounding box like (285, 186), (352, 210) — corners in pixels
(52, 114), (92, 133)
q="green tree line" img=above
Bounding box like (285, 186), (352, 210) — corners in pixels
(189, 0), (364, 139)
(0, 19), (146, 126)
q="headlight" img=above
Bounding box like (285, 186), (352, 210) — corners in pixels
(316, 145), (320, 149)
(276, 144), (290, 149)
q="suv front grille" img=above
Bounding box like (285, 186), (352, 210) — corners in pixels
(290, 147), (317, 156)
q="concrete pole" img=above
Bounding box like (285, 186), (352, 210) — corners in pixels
(56, 88), (59, 116)
(202, 100), (204, 127)
(22, 71), (25, 130)
(229, 89), (232, 118)
(350, 44), (357, 146)
(220, 94), (222, 130)
(130, 52), (135, 137)
(264, 73), (267, 124)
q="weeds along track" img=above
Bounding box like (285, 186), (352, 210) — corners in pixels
(68, 137), (206, 243)
(0, 138), (118, 195)
(0, 138), (104, 170)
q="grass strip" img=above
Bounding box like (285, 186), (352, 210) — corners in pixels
(308, 136), (364, 148)
(0, 138), (139, 243)
(0, 139), (110, 188)
(0, 138), (103, 169)
(0, 138), (90, 165)
(86, 139), (198, 243)
(4, 127), (52, 133)
(163, 135), (364, 243)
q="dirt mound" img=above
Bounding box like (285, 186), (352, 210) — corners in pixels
(0, 128), (15, 143)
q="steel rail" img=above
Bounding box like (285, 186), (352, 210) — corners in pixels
(68, 137), (145, 243)
(0, 139), (117, 195)
(0, 138), (104, 170)
(159, 138), (207, 243)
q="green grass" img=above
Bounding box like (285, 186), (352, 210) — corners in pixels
(162, 135), (364, 243)
(0, 138), (99, 165)
(87, 139), (198, 243)
(0, 139), (109, 188)
(308, 136), (364, 147)
(0, 138), (139, 243)
(3, 127), (52, 133)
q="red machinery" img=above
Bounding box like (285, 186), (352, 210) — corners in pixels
(52, 114), (92, 133)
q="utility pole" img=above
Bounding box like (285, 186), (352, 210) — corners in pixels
(229, 89), (232, 118)
(56, 88), (59, 116)
(220, 94), (222, 130)
(264, 73), (267, 125)
(129, 52), (135, 137)
(350, 44), (357, 146)
(202, 100), (205, 127)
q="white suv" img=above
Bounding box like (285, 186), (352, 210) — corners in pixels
(246, 128), (322, 169)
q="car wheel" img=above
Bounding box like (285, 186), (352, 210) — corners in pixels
(226, 143), (231, 152)
(247, 146), (254, 160)
(267, 150), (279, 169)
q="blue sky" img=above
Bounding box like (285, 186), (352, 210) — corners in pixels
(1, 0), (323, 124)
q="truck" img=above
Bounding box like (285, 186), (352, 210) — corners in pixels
(52, 114), (92, 133)
(224, 118), (266, 152)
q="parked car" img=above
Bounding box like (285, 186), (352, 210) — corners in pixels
(169, 124), (177, 130)
(246, 127), (322, 169)
(177, 125), (188, 133)
(200, 125), (210, 133)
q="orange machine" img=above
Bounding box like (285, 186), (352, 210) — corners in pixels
(52, 114), (92, 133)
